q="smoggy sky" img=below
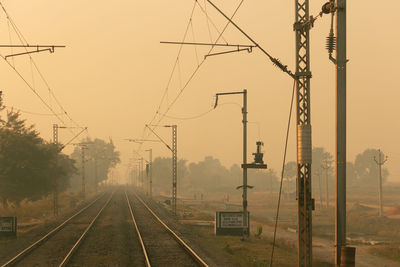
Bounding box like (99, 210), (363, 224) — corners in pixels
(0, 1), (399, 182)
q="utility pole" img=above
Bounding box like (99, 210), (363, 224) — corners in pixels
(146, 149), (153, 198)
(214, 90), (253, 239)
(145, 125), (178, 215)
(330, 0), (349, 264)
(322, 160), (331, 209)
(140, 157), (144, 189)
(294, 0), (313, 264)
(94, 157), (98, 192)
(317, 170), (323, 210)
(81, 146), (87, 199)
(374, 149), (388, 217)
(171, 125), (177, 215)
(53, 124), (59, 217)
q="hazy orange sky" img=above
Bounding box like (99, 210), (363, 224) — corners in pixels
(0, 1), (398, 182)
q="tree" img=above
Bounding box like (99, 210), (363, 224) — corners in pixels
(186, 156), (232, 193)
(0, 98), (76, 206)
(354, 148), (389, 186)
(69, 137), (120, 191)
(148, 157), (187, 194)
(283, 161), (297, 194)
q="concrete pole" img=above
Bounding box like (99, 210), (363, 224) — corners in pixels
(149, 149), (153, 198)
(318, 172), (323, 210)
(378, 151), (383, 217)
(322, 161), (330, 209)
(325, 167), (329, 209)
(374, 149), (387, 217)
(94, 158), (98, 192)
(335, 0), (347, 264)
(81, 147), (86, 199)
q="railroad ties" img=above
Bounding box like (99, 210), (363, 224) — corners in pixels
(1, 189), (208, 267)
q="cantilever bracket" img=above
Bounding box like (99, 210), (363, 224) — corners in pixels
(161, 41), (255, 60)
(1, 45), (66, 59)
(205, 46), (252, 59)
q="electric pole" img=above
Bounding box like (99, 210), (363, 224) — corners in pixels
(80, 145), (88, 199)
(146, 149), (153, 198)
(94, 157), (98, 192)
(322, 160), (331, 209)
(316, 170), (323, 210)
(53, 124), (59, 217)
(145, 125), (178, 215)
(171, 125), (177, 215)
(332, 0), (349, 264)
(215, 90), (248, 238)
(294, 0), (313, 264)
(374, 149), (388, 217)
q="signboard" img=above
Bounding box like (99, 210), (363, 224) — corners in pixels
(215, 211), (249, 236)
(0, 217), (17, 237)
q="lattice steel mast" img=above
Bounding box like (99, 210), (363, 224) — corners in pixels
(294, 0), (313, 265)
(53, 124), (59, 216)
(171, 125), (178, 215)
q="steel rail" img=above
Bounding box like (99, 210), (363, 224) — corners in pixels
(59, 191), (115, 267)
(125, 191), (151, 267)
(1, 192), (107, 267)
(132, 192), (209, 267)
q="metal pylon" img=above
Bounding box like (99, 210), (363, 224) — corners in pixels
(294, 0), (313, 265)
(172, 125), (177, 215)
(53, 124), (59, 216)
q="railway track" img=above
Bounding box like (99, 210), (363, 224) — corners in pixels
(1, 189), (208, 266)
(126, 190), (208, 267)
(1, 192), (113, 267)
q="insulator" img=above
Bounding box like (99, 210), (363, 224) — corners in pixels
(272, 57), (287, 71)
(326, 31), (336, 54)
(322, 2), (334, 14)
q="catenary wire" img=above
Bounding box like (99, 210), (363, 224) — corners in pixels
(0, 2), (82, 130)
(148, 0), (245, 130)
(5, 106), (64, 116)
(0, 53), (69, 127)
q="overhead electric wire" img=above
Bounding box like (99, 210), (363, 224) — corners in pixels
(196, 0), (228, 44)
(147, 0), (245, 132)
(269, 79), (296, 266)
(5, 106), (64, 116)
(0, 53), (69, 127)
(0, 2), (82, 130)
(203, 0), (214, 43)
(147, 1), (198, 128)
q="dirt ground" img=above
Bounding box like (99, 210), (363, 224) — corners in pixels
(68, 190), (145, 266)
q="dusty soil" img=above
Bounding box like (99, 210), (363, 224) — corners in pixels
(128, 191), (198, 266)
(0, 192), (106, 266)
(68, 190), (145, 266)
(11, 193), (111, 266)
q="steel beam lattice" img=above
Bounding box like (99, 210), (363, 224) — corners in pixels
(53, 124), (59, 217)
(294, 0), (313, 266)
(172, 125), (177, 215)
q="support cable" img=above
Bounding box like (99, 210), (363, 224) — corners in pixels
(196, 0), (228, 44)
(138, 0), (244, 156)
(148, 1), (198, 128)
(148, 0), (245, 130)
(203, 0), (214, 43)
(5, 106), (64, 116)
(0, 53), (68, 127)
(205, 0), (295, 79)
(269, 79), (296, 266)
(0, 2), (82, 130)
